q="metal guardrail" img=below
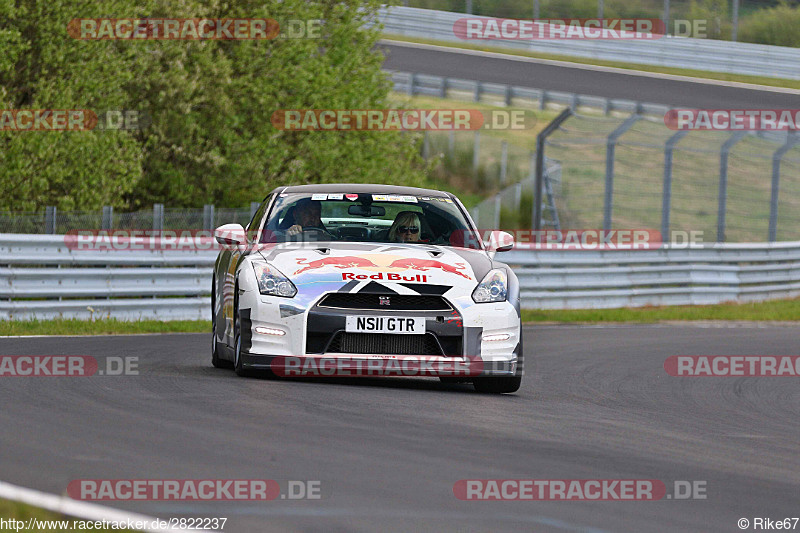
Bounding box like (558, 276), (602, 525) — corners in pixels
(2, 234), (800, 319)
(0, 234), (216, 320)
(379, 6), (800, 80)
(387, 70), (672, 116)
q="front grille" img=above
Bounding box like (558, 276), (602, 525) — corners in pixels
(327, 332), (444, 356)
(318, 293), (452, 311)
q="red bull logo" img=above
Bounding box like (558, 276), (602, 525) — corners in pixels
(387, 258), (471, 279)
(294, 256), (378, 275)
(341, 272), (428, 282)
(293, 253), (472, 280)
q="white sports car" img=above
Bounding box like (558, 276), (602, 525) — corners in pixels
(211, 184), (523, 393)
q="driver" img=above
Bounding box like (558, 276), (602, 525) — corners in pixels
(286, 198), (327, 236)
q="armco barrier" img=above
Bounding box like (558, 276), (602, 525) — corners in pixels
(1, 234), (799, 319)
(378, 6), (800, 81)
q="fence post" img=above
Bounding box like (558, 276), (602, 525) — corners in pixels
(717, 132), (746, 242)
(153, 203), (164, 231)
(603, 114), (640, 231)
(661, 130), (689, 240)
(45, 206), (57, 234)
(203, 204), (215, 231)
(533, 108), (572, 231)
(769, 132), (800, 242)
(472, 131), (480, 177)
(500, 140), (508, 185)
(101, 206), (113, 230)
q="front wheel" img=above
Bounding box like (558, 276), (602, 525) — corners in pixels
(472, 375), (522, 394)
(472, 335), (523, 394)
(233, 285), (252, 377)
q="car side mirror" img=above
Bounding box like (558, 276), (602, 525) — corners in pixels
(487, 230), (514, 252)
(214, 224), (246, 248)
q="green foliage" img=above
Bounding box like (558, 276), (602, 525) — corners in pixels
(0, 0), (427, 212)
(738, 1), (800, 47)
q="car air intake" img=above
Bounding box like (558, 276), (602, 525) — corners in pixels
(327, 332), (444, 356)
(318, 293), (452, 311)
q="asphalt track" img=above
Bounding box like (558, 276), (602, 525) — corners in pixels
(380, 41), (800, 109)
(1, 325), (798, 532)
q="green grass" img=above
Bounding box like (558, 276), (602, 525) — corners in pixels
(521, 297), (800, 323)
(0, 318), (210, 336)
(383, 34), (800, 90)
(0, 498), (138, 532)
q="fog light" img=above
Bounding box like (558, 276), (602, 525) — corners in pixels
(482, 333), (510, 342)
(255, 326), (285, 336)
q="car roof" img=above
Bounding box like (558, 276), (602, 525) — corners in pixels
(274, 183), (452, 197)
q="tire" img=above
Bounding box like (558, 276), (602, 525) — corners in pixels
(211, 317), (231, 369)
(211, 277), (232, 369)
(472, 335), (524, 394)
(472, 375), (522, 394)
(233, 285), (252, 377)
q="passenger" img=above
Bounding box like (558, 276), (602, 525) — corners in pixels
(388, 212), (422, 243)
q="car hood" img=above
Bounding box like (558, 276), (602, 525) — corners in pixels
(256, 242), (493, 299)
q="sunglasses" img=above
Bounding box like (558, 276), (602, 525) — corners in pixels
(398, 226), (419, 234)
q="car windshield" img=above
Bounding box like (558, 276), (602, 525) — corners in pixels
(260, 192), (482, 249)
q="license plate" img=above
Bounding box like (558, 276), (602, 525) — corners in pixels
(345, 316), (426, 334)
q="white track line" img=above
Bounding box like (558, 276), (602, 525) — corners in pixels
(0, 481), (204, 532)
(381, 39), (800, 95)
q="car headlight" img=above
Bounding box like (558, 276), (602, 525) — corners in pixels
(251, 261), (297, 298)
(472, 269), (508, 303)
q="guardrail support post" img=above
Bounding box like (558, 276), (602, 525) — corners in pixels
(45, 206), (57, 234)
(473, 81), (481, 103)
(505, 85), (512, 106)
(494, 195), (502, 230)
(440, 77), (448, 98)
(533, 108), (572, 231)
(102, 206), (113, 230)
(717, 132), (746, 242)
(661, 130), (689, 240)
(769, 131), (799, 242)
(153, 203), (164, 231)
(407, 73), (415, 96)
(203, 204), (215, 231)
(603, 114), (640, 231)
